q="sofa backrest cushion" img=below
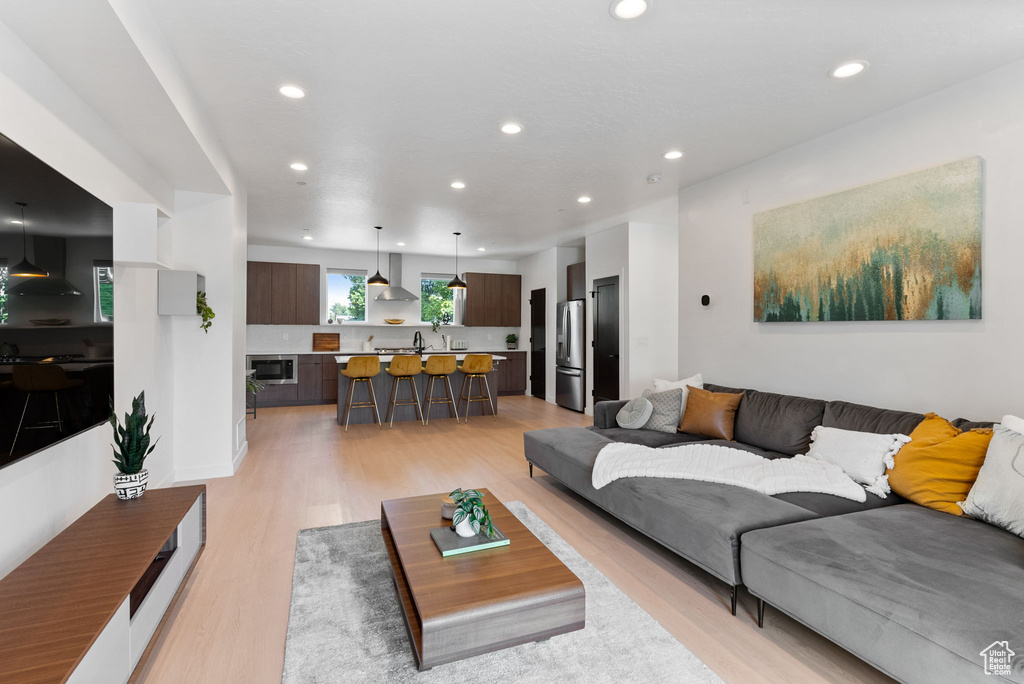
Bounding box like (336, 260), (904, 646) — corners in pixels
(704, 383), (746, 395)
(732, 389), (826, 456)
(823, 400), (924, 435)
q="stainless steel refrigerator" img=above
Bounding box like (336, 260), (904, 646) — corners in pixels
(555, 300), (586, 411)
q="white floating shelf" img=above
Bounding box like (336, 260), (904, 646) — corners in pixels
(113, 202), (171, 269)
(158, 270), (206, 316)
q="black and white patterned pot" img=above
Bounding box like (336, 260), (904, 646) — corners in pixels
(114, 469), (149, 500)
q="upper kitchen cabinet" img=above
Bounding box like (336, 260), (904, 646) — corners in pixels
(464, 272), (521, 327)
(567, 261), (586, 301)
(247, 261), (320, 325)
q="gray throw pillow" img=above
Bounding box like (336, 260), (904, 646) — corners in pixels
(616, 397), (654, 430)
(641, 388), (683, 433)
(960, 425), (1024, 537)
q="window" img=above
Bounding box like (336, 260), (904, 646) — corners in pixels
(0, 259), (7, 324)
(326, 269), (367, 322)
(94, 261), (113, 322)
(421, 274), (454, 324)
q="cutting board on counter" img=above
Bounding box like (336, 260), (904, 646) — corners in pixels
(312, 333), (340, 352)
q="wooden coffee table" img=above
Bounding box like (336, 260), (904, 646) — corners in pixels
(380, 490), (585, 670)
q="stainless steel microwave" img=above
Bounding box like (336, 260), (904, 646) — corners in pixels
(247, 355), (297, 385)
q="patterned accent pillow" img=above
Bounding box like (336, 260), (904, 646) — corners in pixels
(641, 388), (683, 433)
(616, 397), (654, 430)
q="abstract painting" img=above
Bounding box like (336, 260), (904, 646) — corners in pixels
(753, 157), (982, 322)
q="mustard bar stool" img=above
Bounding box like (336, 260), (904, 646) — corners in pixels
(421, 355), (459, 425)
(384, 355), (424, 428)
(456, 354), (496, 421)
(340, 356), (382, 431)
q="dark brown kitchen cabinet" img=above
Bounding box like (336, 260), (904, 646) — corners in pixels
(495, 351), (527, 395)
(567, 261), (586, 301)
(247, 261), (273, 324)
(322, 357), (339, 402)
(297, 355), (322, 401)
(464, 272), (521, 327)
(295, 264), (320, 325)
(247, 261), (321, 325)
(257, 383), (298, 403)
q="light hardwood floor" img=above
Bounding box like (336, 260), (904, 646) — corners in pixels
(140, 397), (892, 684)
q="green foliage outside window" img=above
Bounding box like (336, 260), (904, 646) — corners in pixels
(421, 278), (453, 324)
(97, 266), (114, 321)
(326, 273), (366, 322)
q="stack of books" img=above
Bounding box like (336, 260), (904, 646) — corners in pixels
(430, 525), (510, 557)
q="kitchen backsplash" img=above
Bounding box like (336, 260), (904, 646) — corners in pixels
(247, 324), (521, 353)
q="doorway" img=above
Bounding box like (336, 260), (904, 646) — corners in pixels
(529, 288), (546, 399)
(592, 276), (620, 404)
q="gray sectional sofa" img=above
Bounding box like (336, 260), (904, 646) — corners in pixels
(522, 383), (1024, 683)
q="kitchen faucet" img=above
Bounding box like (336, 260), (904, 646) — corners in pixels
(413, 331), (425, 354)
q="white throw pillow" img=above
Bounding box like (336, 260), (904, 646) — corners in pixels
(653, 373), (703, 422)
(805, 426), (911, 497)
(959, 425), (1024, 537)
(1000, 414), (1024, 436)
(616, 397), (654, 430)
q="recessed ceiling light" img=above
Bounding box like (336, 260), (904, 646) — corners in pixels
(290, 162), (308, 171)
(302, 235), (314, 241)
(500, 122), (523, 135)
(829, 60), (869, 79)
(450, 181), (466, 189)
(296, 181), (307, 186)
(578, 196), (592, 203)
(397, 242), (406, 246)
(10, 219), (22, 224)
(477, 247), (487, 251)
(663, 150), (683, 160)
(610, 0), (650, 20)
(278, 85), (306, 98)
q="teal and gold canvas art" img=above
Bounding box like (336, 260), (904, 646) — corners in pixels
(753, 157), (982, 322)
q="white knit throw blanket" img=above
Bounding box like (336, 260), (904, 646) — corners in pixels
(592, 442), (868, 502)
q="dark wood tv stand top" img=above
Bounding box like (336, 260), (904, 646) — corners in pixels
(0, 485), (206, 684)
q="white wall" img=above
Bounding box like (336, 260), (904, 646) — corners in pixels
(627, 223), (679, 397)
(678, 59), (1024, 420)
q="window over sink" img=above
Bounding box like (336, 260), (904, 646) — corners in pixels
(326, 269), (367, 322)
(421, 274), (454, 324)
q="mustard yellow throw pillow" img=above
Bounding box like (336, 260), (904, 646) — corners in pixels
(887, 413), (992, 516)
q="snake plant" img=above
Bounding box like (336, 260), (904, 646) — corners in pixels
(109, 391), (159, 474)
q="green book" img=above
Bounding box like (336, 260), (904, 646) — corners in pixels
(430, 525), (510, 557)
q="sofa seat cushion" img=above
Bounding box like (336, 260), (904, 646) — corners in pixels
(733, 389), (826, 456)
(741, 505), (1024, 683)
(524, 427), (819, 585)
(771, 490), (906, 517)
(587, 426), (707, 448)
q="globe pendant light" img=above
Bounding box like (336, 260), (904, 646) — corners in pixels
(368, 226), (389, 286)
(11, 202), (48, 278)
(447, 232), (467, 290)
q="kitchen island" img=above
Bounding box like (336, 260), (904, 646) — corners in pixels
(335, 353), (506, 425)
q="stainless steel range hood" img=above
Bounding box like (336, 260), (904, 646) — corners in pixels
(375, 253), (419, 301)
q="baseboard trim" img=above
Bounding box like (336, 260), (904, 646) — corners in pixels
(232, 441), (248, 474)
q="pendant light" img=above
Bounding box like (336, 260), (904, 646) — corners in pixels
(11, 202), (47, 278)
(368, 226), (389, 286)
(447, 232), (467, 290)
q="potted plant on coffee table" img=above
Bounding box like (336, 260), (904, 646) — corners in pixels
(505, 333), (518, 350)
(450, 488), (497, 538)
(110, 391), (159, 500)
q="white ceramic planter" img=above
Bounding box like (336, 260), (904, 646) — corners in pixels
(454, 517), (477, 538)
(114, 469), (149, 500)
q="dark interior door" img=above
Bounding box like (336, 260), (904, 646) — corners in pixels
(593, 276), (620, 404)
(530, 288), (546, 399)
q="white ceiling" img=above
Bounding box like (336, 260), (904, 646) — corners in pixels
(7, 1), (1024, 259)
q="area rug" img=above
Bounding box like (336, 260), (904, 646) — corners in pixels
(282, 501), (722, 683)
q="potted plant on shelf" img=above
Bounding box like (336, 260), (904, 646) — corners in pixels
(110, 391), (159, 500)
(450, 488), (497, 538)
(197, 290), (215, 333)
(505, 333), (518, 350)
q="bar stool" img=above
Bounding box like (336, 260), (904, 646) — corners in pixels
(340, 356), (382, 431)
(421, 355), (459, 425)
(10, 365), (84, 455)
(384, 355), (424, 428)
(456, 354), (496, 421)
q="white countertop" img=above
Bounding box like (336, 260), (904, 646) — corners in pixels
(334, 353), (507, 364)
(248, 349), (522, 356)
